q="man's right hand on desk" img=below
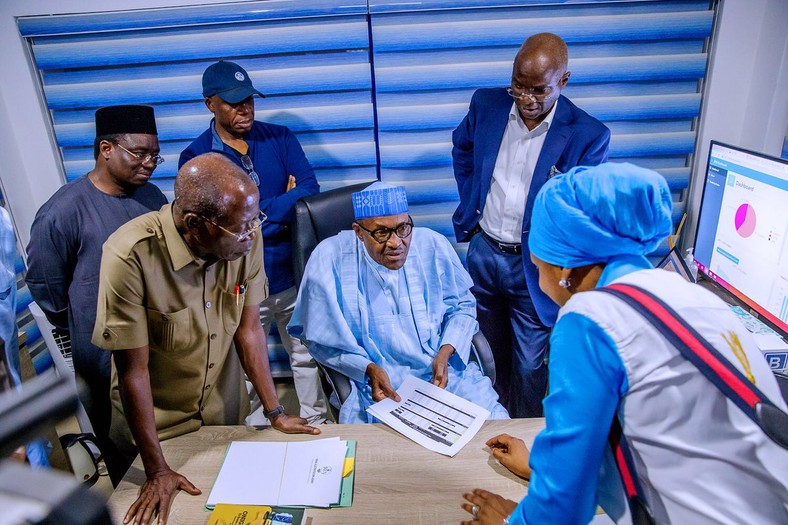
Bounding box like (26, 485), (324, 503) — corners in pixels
(124, 468), (201, 525)
(366, 363), (401, 403)
(270, 413), (321, 435)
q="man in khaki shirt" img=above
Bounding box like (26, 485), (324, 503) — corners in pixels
(94, 153), (319, 525)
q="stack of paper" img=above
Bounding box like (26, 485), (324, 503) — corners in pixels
(367, 375), (489, 457)
(206, 437), (356, 510)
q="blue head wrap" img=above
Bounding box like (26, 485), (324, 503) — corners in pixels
(352, 181), (409, 220)
(528, 162), (673, 268)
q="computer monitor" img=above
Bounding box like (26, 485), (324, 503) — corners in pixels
(693, 141), (788, 337)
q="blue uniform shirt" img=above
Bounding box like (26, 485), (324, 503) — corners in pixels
(179, 119), (319, 294)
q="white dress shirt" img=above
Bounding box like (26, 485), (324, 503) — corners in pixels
(479, 101), (557, 244)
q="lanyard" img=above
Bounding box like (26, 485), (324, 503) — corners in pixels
(597, 283), (788, 524)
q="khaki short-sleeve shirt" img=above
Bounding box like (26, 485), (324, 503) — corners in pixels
(93, 204), (268, 448)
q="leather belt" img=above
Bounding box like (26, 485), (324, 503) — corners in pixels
(481, 230), (522, 255)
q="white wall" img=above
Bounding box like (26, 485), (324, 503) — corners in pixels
(1, 0), (786, 251)
(685, 0), (788, 249)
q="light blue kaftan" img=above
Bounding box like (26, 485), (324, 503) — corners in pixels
(0, 207), (20, 386)
(288, 228), (508, 423)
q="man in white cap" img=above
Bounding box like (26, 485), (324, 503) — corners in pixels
(288, 182), (508, 423)
(180, 60), (328, 424)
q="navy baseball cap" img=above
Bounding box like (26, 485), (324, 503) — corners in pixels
(202, 61), (264, 103)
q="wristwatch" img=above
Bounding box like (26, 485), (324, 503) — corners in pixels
(264, 404), (285, 420)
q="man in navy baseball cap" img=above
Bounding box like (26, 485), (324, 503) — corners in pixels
(180, 60), (330, 427)
(201, 60), (264, 103)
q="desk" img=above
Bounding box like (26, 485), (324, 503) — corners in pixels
(108, 419), (543, 525)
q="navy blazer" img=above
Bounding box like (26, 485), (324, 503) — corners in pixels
(452, 88), (610, 325)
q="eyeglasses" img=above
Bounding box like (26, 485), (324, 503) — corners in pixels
(114, 143), (165, 166)
(240, 155), (260, 186)
(201, 211), (267, 242)
(506, 87), (549, 103)
(355, 217), (413, 244)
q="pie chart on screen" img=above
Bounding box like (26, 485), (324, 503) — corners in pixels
(735, 203), (756, 237)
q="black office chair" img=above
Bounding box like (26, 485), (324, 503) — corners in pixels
(775, 371), (788, 405)
(291, 182), (496, 411)
(292, 181), (373, 289)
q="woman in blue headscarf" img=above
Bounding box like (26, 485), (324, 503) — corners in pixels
(460, 163), (787, 525)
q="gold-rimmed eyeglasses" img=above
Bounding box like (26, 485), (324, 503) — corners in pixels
(114, 142), (165, 166)
(506, 87), (549, 103)
(201, 211), (267, 242)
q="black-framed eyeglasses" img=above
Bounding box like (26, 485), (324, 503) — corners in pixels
(240, 155), (260, 186)
(114, 142), (165, 166)
(355, 216), (413, 244)
(201, 211), (267, 242)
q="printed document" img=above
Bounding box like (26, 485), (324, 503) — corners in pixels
(367, 375), (489, 456)
(206, 438), (347, 508)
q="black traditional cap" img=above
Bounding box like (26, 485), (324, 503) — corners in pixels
(202, 60), (264, 103)
(94, 105), (158, 137)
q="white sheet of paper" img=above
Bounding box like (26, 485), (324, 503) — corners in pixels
(366, 375), (490, 457)
(277, 439), (347, 507)
(206, 438), (347, 507)
(206, 441), (287, 507)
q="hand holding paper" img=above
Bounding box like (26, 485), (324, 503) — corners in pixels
(431, 344), (454, 388)
(366, 363), (401, 402)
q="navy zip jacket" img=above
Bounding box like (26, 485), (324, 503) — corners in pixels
(179, 119), (319, 294)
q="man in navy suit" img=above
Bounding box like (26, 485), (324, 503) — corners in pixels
(452, 33), (610, 417)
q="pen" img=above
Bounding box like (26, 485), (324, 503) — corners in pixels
(234, 285), (240, 306)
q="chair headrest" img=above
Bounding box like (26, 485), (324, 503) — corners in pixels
(301, 181), (374, 242)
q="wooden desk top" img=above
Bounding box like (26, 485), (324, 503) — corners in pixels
(108, 418), (544, 525)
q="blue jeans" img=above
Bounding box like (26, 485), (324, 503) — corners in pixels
(466, 232), (550, 417)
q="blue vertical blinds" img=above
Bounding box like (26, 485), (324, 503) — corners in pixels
(368, 0), (714, 247)
(18, 0), (715, 368)
(19, 1), (376, 374)
(22, 1), (377, 198)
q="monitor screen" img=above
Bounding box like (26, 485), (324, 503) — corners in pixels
(694, 141), (788, 337)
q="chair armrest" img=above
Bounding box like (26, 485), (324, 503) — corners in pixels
(470, 331), (496, 386)
(315, 360), (353, 413)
